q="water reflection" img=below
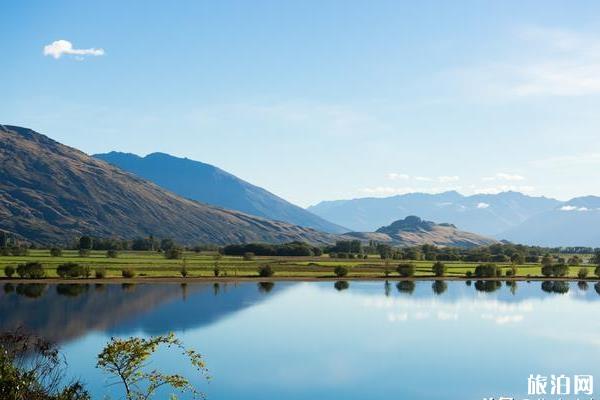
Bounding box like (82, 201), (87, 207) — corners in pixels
(397, 280), (415, 294)
(258, 282), (275, 293)
(2, 281), (600, 400)
(541, 281), (569, 294)
(432, 280), (447, 295)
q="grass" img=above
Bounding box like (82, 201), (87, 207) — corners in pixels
(0, 249), (597, 280)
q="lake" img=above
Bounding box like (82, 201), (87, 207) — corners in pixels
(1, 280), (599, 399)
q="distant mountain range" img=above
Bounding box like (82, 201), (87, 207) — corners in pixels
(94, 151), (346, 234)
(309, 191), (600, 247)
(345, 216), (497, 248)
(0, 125), (337, 245)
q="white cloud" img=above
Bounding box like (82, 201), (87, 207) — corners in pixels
(457, 26), (600, 98)
(476, 202), (490, 209)
(560, 205), (590, 212)
(482, 172), (525, 182)
(43, 40), (105, 59)
(437, 175), (460, 183)
(387, 173), (410, 181)
(415, 176), (433, 182)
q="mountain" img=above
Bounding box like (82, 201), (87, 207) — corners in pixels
(308, 191), (561, 236)
(344, 216), (497, 248)
(500, 197), (600, 247)
(94, 151), (347, 234)
(0, 125), (338, 245)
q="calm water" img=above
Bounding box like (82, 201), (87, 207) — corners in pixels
(1, 280), (600, 399)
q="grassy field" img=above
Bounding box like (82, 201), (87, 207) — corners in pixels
(0, 249), (597, 280)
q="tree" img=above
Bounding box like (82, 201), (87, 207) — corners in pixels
(160, 238), (176, 252)
(16, 262), (45, 279)
(334, 266), (348, 277)
(431, 262), (446, 277)
(50, 248), (63, 257)
(164, 248), (183, 260)
(4, 266), (15, 278)
(257, 265), (274, 277)
(0, 330), (90, 400)
(79, 236), (93, 250)
(541, 254), (553, 267)
(97, 332), (209, 400)
(107, 249), (118, 258)
(510, 253), (524, 265)
(578, 267), (589, 279)
(396, 263), (415, 277)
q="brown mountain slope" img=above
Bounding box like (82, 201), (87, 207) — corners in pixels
(0, 125), (337, 245)
(344, 216), (497, 248)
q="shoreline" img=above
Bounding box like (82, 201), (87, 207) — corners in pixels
(1, 276), (597, 284)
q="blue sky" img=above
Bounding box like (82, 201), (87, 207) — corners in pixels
(2, 0), (600, 207)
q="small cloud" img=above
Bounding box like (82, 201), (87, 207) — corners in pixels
(387, 173), (410, 181)
(415, 176), (433, 182)
(43, 40), (105, 59)
(482, 173), (525, 182)
(477, 202), (490, 209)
(560, 205), (589, 211)
(438, 175), (460, 183)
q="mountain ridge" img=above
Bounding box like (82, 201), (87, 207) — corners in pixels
(0, 124), (338, 245)
(94, 151), (347, 234)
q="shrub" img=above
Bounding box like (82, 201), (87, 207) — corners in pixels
(243, 252), (255, 261)
(95, 268), (107, 279)
(56, 263), (90, 278)
(10, 247), (29, 256)
(4, 265), (15, 278)
(257, 265), (274, 277)
(78, 248), (90, 257)
(431, 262), (446, 277)
(213, 266), (221, 277)
(474, 263), (498, 278)
(334, 266), (348, 277)
(180, 265), (188, 278)
(465, 270), (473, 278)
(542, 264), (570, 277)
(578, 267), (589, 279)
(595, 266), (600, 278)
(16, 262), (46, 279)
(396, 263), (415, 277)
(164, 248), (183, 260)
(107, 249), (118, 258)
(50, 247), (62, 257)
(121, 268), (136, 278)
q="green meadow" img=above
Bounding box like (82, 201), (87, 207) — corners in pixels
(0, 249), (595, 279)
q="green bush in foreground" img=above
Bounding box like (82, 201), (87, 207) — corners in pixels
(121, 268), (136, 278)
(396, 263), (415, 277)
(578, 267), (589, 279)
(431, 262), (446, 277)
(4, 266), (15, 278)
(334, 266), (348, 277)
(95, 268), (107, 279)
(257, 265), (274, 277)
(16, 262), (45, 279)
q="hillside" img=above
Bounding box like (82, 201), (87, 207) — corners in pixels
(344, 216), (497, 248)
(94, 151), (347, 233)
(0, 125), (338, 245)
(309, 191), (561, 235)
